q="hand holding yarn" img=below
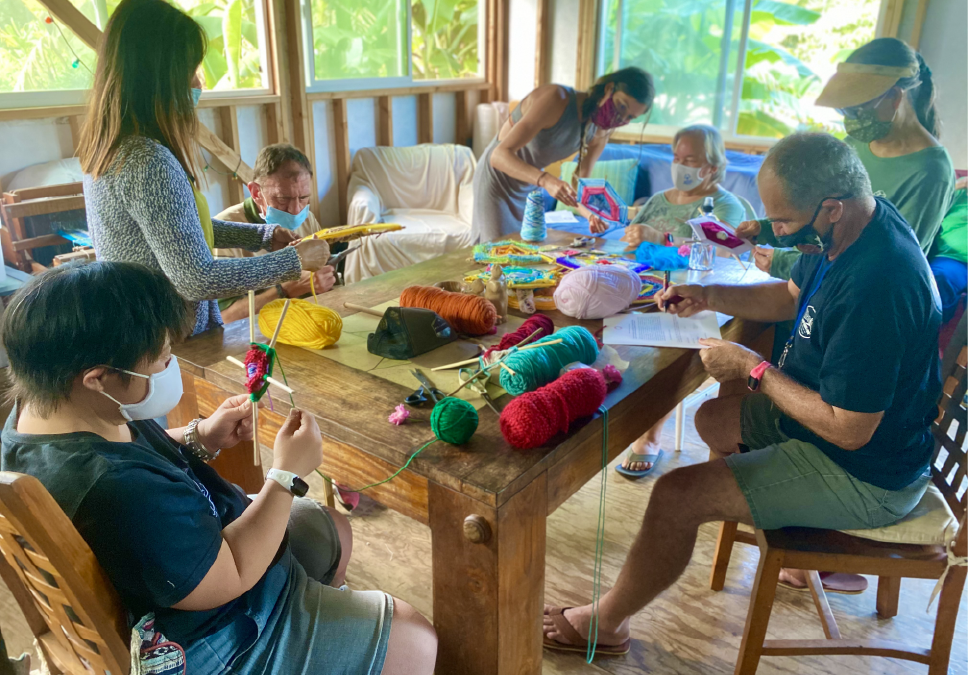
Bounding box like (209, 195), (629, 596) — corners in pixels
(500, 368), (608, 449)
(554, 266), (641, 319)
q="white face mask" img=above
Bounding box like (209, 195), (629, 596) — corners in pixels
(100, 356), (183, 422)
(671, 162), (707, 193)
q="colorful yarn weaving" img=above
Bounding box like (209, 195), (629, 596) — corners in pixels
(498, 326), (599, 395)
(257, 298), (342, 350)
(400, 285), (497, 335)
(554, 265), (641, 319)
(484, 314), (556, 357)
(429, 397), (479, 444)
(500, 367), (607, 448)
(521, 190), (547, 242)
(244, 343), (274, 401)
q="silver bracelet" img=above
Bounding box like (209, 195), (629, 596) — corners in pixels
(184, 418), (220, 462)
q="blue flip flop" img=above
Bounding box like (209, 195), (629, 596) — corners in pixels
(614, 447), (663, 479)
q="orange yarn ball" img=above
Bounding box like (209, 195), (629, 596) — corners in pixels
(400, 285), (497, 335)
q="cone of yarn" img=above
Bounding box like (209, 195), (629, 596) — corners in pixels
(554, 265), (641, 319)
(500, 368), (608, 449)
(430, 397), (479, 444)
(521, 190), (547, 242)
(484, 314), (555, 357)
(258, 298), (343, 350)
(498, 325), (599, 395)
(400, 285), (497, 335)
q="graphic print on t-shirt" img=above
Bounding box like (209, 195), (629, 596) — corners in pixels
(192, 479), (219, 518)
(798, 305), (817, 339)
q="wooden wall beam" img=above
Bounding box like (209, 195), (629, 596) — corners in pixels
(455, 90), (468, 146)
(575, 0), (599, 90)
(332, 99), (351, 223)
(281, 0), (318, 212)
(418, 93), (434, 144)
(377, 96), (393, 146)
(876, 0), (904, 38)
(265, 101), (284, 145)
(218, 106), (245, 203)
(485, 0), (510, 101)
(534, 0), (550, 88)
(306, 81), (489, 101)
(909, 0), (931, 49)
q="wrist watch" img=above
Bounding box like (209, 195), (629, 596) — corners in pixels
(183, 418), (219, 462)
(266, 468), (309, 497)
(275, 283), (288, 299)
(748, 360), (772, 391)
(664, 232), (675, 247)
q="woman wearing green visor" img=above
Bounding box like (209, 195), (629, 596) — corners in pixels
(743, 38), (955, 280)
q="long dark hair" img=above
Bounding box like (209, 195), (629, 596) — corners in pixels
(79, 0), (207, 179)
(847, 37), (940, 139)
(574, 67), (655, 185)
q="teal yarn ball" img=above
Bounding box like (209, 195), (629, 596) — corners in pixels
(498, 326), (599, 395)
(430, 397), (479, 445)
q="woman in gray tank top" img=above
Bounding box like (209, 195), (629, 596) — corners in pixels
(472, 68), (655, 242)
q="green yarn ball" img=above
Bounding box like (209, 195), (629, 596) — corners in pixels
(430, 397), (479, 445)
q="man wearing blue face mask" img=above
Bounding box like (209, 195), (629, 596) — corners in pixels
(215, 144), (337, 324)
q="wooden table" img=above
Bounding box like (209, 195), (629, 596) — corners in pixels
(170, 230), (774, 675)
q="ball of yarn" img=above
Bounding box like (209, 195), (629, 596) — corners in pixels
(500, 368), (607, 449)
(499, 325), (599, 395)
(521, 190), (547, 242)
(258, 298), (342, 350)
(430, 397), (479, 445)
(484, 314), (555, 357)
(400, 285), (497, 335)
(554, 266), (641, 319)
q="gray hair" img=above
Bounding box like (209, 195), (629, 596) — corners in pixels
(762, 133), (872, 212)
(674, 124), (727, 184)
(253, 143), (313, 183)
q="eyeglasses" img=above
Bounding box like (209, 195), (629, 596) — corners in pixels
(836, 89), (892, 119)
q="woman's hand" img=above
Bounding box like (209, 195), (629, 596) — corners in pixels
(271, 227), (299, 251)
(272, 409), (323, 478)
(282, 267), (336, 298)
(538, 173), (578, 208)
(293, 238), (330, 271)
(752, 246), (774, 274)
(620, 224), (663, 249)
(197, 395), (262, 451)
(735, 220), (761, 242)
(588, 213), (608, 234)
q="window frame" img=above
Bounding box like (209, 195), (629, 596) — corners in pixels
(0, 0), (275, 109)
(302, 0), (487, 94)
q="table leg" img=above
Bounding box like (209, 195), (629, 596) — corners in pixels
(429, 474), (547, 675)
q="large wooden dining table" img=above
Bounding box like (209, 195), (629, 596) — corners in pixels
(170, 230), (774, 675)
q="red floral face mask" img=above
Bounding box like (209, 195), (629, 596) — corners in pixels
(591, 95), (625, 129)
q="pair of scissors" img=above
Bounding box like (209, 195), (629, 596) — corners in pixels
(458, 368), (500, 415)
(405, 369), (445, 407)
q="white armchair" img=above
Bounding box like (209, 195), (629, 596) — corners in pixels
(343, 144), (477, 283)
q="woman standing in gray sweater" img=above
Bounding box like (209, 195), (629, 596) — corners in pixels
(78, 0), (328, 335)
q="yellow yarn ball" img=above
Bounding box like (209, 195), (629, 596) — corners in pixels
(258, 298), (342, 350)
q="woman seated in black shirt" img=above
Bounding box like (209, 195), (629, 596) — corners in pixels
(0, 261), (436, 675)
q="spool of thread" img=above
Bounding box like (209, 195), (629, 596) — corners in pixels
(499, 326), (599, 395)
(400, 285), (497, 335)
(484, 314), (556, 357)
(554, 266), (641, 319)
(521, 190), (547, 242)
(258, 298), (342, 350)
(430, 397), (479, 444)
(500, 368), (608, 449)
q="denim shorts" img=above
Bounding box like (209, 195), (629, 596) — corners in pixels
(726, 393), (930, 531)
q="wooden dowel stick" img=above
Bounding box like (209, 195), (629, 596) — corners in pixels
(500, 362), (517, 377)
(343, 302), (385, 318)
(252, 401), (259, 465)
(518, 338), (563, 351)
(730, 253), (749, 270)
(226, 356), (295, 394)
(431, 356), (481, 372)
(268, 298), (291, 349)
(248, 290), (256, 343)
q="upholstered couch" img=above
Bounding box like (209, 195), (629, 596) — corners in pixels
(344, 144), (476, 283)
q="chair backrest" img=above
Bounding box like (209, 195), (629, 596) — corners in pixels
(737, 194), (758, 221)
(0, 473), (129, 675)
(931, 311), (968, 556)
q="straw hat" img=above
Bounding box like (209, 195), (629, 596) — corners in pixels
(816, 62), (919, 109)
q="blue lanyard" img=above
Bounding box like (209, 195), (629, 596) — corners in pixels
(780, 257), (832, 367)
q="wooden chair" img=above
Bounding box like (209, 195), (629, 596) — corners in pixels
(0, 473), (129, 675)
(0, 184), (87, 273)
(711, 312), (968, 674)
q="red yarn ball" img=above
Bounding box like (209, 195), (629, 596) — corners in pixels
(500, 368), (607, 449)
(485, 314), (555, 357)
(244, 347), (270, 396)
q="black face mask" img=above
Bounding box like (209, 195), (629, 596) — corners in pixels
(773, 194), (851, 253)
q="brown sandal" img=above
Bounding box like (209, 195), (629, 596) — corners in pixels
(542, 606), (631, 656)
(778, 571), (868, 595)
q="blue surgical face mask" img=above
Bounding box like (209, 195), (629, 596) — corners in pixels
(191, 88), (202, 107)
(265, 205), (310, 230)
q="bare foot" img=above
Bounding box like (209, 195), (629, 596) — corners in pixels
(778, 567), (808, 589)
(542, 604), (630, 647)
(621, 435), (660, 472)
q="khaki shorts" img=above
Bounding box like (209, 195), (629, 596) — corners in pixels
(725, 393), (929, 531)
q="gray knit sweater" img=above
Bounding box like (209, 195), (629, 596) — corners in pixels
(84, 136), (302, 335)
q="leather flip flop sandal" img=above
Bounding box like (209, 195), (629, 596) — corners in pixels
(542, 606), (631, 657)
(778, 571), (868, 595)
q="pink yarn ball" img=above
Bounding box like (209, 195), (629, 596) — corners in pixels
(553, 265), (641, 319)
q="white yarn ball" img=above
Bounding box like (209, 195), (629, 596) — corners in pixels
(554, 265), (641, 319)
